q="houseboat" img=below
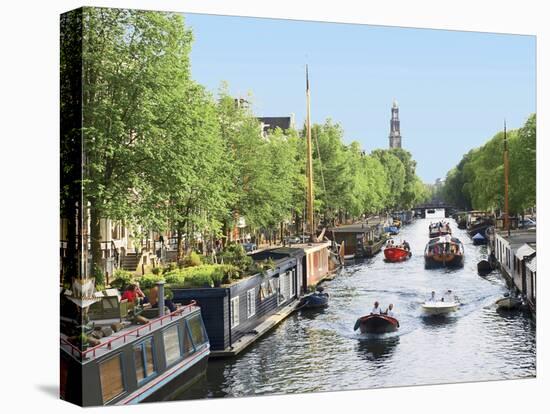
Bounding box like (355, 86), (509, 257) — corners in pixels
(424, 236), (464, 269)
(171, 250), (303, 357)
(329, 223), (386, 259)
(60, 293), (210, 406)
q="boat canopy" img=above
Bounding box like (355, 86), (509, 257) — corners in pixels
(472, 233), (485, 240)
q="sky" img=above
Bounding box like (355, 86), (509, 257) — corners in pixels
(182, 13), (535, 183)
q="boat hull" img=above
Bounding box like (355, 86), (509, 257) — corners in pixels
(299, 292), (329, 309)
(355, 314), (399, 334)
(477, 260), (493, 275)
(425, 253), (464, 269)
(495, 297), (522, 310)
(429, 229), (452, 238)
(421, 302), (459, 315)
(384, 247), (411, 262)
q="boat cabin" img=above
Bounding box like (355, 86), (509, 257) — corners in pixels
(328, 223), (385, 259)
(170, 253), (301, 354)
(60, 302), (209, 406)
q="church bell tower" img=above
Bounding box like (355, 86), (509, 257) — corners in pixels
(389, 99), (402, 149)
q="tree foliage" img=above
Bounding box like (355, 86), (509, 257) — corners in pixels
(441, 114), (536, 214)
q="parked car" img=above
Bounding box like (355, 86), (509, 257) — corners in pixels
(519, 218), (536, 229)
(284, 236), (301, 244)
(242, 242), (257, 252)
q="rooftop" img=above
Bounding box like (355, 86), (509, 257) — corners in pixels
(495, 228), (537, 248)
(60, 303), (200, 364)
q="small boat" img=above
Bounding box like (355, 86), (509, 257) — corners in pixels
(298, 287), (329, 309)
(495, 293), (522, 310)
(472, 232), (487, 245)
(424, 236), (464, 269)
(477, 259), (493, 276)
(354, 314), (399, 334)
(421, 299), (459, 315)
(428, 222), (452, 238)
(384, 226), (399, 235)
(384, 246), (411, 262)
(467, 218), (493, 238)
(392, 218), (402, 228)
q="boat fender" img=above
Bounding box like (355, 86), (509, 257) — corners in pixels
(353, 318), (361, 331)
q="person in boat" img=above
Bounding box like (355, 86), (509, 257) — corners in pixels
(384, 303), (395, 317)
(371, 301), (382, 314)
(444, 233), (452, 253)
(403, 240), (410, 251)
(121, 283), (145, 304)
(147, 285), (177, 313)
(430, 291), (436, 301)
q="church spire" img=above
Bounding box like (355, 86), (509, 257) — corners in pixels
(389, 99), (402, 149)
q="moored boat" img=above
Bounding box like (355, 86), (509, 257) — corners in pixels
(472, 232), (487, 245)
(384, 225), (399, 235)
(60, 298), (210, 406)
(384, 246), (411, 262)
(477, 259), (494, 276)
(298, 287), (329, 309)
(424, 236), (464, 269)
(495, 293), (523, 310)
(353, 314), (399, 334)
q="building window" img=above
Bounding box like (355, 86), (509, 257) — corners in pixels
(99, 354), (125, 403)
(246, 288), (256, 318)
(230, 296), (240, 328)
(163, 325), (182, 366)
(134, 338), (155, 383)
(289, 271), (295, 297)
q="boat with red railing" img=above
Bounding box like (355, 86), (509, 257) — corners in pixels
(353, 314), (400, 334)
(60, 294), (210, 406)
(383, 246), (412, 262)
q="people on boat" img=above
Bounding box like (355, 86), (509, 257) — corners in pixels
(147, 285), (176, 313)
(403, 240), (410, 251)
(371, 301), (382, 314)
(384, 303), (395, 317)
(444, 233), (452, 253)
(430, 291), (436, 301)
(121, 283), (145, 304)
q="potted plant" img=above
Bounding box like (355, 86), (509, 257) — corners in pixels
(211, 268), (224, 287)
(77, 332), (89, 351)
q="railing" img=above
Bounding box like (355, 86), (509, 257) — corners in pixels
(60, 300), (198, 360)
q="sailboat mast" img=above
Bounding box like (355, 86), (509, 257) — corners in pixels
(503, 120), (510, 235)
(306, 65), (315, 237)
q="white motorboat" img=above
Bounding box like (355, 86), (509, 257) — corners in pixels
(421, 300), (459, 315)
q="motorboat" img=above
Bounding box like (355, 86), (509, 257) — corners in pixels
(298, 287), (329, 309)
(384, 246), (411, 262)
(354, 314), (399, 334)
(495, 293), (523, 310)
(384, 226), (399, 235)
(422, 291), (460, 315)
(421, 301), (459, 315)
(424, 236), (464, 269)
(428, 222), (452, 238)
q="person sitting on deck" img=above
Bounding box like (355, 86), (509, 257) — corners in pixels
(430, 291), (436, 301)
(121, 284), (141, 304)
(147, 285), (176, 313)
(371, 301), (382, 315)
(444, 233), (452, 253)
(384, 303), (395, 317)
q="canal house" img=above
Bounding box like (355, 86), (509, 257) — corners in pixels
(171, 251), (302, 356)
(60, 288), (210, 406)
(492, 229), (536, 313)
(329, 223), (385, 259)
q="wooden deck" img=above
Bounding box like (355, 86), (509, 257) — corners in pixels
(209, 301), (300, 358)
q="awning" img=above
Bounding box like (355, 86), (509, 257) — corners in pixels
(515, 244), (535, 260)
(526, 256), (536, 273)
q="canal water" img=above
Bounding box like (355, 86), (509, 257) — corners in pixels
(171, 218), (536, 400)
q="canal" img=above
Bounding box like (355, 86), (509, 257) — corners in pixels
(170, 218), (536, 400)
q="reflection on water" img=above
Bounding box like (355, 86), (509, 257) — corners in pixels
(168, 218), (536, 400)
(356, 336), (400, 362)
